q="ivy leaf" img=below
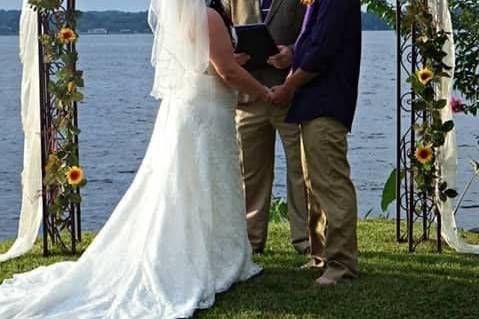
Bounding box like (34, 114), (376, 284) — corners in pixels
(471, 160), (479, 175)
(413, 100), (428, 111)
(442, 120), (455, 133)
(439, 181), (448, 192)
(71, 92), (84, 102)
(381, 169), (404, 212)
(432, 132), (446, 146)
(445, 189), (459, 198)
(433, 99), (448, 110)
(69, 193), (82, 204)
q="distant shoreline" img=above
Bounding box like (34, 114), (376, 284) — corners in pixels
(0, 30), (395, 37)
(0, 10), (392, 36)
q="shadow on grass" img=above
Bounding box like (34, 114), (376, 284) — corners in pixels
(196, 249), (479, 319)
(1, 222), (478, 318)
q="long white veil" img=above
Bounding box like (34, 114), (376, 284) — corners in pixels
(148, 0), (210, 99)
(430, 0), (479, 253)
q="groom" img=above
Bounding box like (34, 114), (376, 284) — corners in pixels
(272, 0), (362, 285)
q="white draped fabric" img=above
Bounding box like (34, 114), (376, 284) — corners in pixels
(430, 0), (479, 253)
(0, 0), (43, 263)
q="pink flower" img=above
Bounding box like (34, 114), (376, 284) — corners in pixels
(451, 97), (464, 114)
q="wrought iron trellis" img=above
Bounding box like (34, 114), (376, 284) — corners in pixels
(395, 0), (442, 253)
(37, 0), (82, 256)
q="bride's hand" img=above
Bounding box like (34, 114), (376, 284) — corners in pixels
(259, 87), (274, 104)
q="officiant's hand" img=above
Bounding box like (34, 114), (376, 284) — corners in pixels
(234, 53), (251, 66)
(267, 45), (293, 70)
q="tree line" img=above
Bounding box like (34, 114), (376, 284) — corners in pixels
(0, 10), (390, 35)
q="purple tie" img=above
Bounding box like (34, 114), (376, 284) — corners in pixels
(300, 5), (314, 34)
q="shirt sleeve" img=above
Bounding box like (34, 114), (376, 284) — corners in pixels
(299, 0), (349, 74)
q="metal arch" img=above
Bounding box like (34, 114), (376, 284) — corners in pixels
(396, 0), (442, 253)
(37, 0), (82, 256)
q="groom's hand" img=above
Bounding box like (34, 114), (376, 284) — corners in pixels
(271, 85), (294, 107)
(267, 45), (293, 70)
(271, 68), (317, 106)
(234, 52), (251, 66)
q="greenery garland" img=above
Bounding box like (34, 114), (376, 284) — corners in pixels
(402, 1), (458, 202)
(29, 0), (86, 218)
(449, 0), (479, 115)
(363, 0), (479, 215)
(363, 0), (479, 116)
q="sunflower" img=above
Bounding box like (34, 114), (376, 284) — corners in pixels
(57, 27), (77, 44)
(415, 144), (433, 165)
(300, 0), (315, 5)
(66, 166), (84, 186)
(67, 82), (77, 93)
(416, 67), (434, 85)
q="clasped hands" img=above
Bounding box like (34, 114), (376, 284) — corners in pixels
(234, 45), (294, 107)
(261, 84), (293, 106)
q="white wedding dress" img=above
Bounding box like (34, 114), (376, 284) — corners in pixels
(0, 61), (261, 319)
(0, 1), (261, 317)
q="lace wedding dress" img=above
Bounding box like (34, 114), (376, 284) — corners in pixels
(0, 68), (261, 318)
(0, 1), (261, 316)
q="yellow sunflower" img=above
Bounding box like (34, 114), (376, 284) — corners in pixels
(66, 166), (84, 186)
(300, 0), (315, 5)
(67, 82), (77, 93)
(57, 27), (77, 44)
(415, 144), (433, 165)
(416, 67), (434, 85)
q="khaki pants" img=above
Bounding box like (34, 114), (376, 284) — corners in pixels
(301, 117), (358, 279)
(236, 100), (309, 253)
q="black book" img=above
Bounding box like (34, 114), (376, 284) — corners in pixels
(234, 23), (280, 71)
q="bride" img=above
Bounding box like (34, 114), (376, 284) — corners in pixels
(0, 0), (273, 318)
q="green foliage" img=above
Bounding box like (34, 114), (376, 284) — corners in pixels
(449, 0), (479, 115)
(381, 169), (403, 212)
(29, 0), (86, 220)
(2, 221), (479, 318)
(380, 0), (467, 212)
(270, 198), (289, 223)
(362, 0), (396, 28)
(364, 0), (479, 116)
(0, 10), (391, 35)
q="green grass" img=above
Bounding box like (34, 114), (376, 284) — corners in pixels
(1, 220), (479, 318)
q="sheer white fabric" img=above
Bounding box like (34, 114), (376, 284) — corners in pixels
(0, 0), (43, 263)
(149, 0), (210, 99)
(0, 0), (262, 317)
(430, 0), (479, 253)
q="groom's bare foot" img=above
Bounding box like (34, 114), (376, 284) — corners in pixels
(315, 275), (337, 287)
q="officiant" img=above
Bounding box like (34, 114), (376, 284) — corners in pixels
(223, 0), (308, 255)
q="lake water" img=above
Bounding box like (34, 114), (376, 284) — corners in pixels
(0, 32), (477, 240)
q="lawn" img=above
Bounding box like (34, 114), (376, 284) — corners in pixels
(1, 220), (479, 318)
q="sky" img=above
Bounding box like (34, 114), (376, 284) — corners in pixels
(1, 0), (395, 12)
(1, 0), (151, 11)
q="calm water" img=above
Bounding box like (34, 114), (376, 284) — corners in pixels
(0, 32), (477, 240)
